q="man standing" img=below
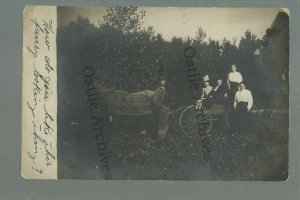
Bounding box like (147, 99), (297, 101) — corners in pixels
(212, 79), (227, 105)
(227, 64), (243, 106)
(151, 79), (169, 141)
(234, 83), (253, 132)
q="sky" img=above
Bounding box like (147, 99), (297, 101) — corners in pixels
(58, 7), (283, 42)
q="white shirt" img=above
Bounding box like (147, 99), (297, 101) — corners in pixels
(202, 86), (213, 96)
(228, 71), (243, 83)
(234, 89), (253, 110)
(213, 85), (221, 92)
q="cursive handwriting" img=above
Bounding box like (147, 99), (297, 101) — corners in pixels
(27, 119), (56, 172)
(26, 18), (44, 59)
(26, 65), (42, 118)
(32, 167), (43, 174)
(43, 104), (54, 135)
(34, 64), (51, 101)
(42, 20), (53, 51)
(27, 152), (36, 164)
(45, 56), (54, 74)
(26, 64), (51, 118)
(24, 14), (56, 176)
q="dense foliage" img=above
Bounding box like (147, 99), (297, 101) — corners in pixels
(57, 6), (286, 108)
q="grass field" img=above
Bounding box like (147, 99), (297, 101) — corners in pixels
(58, 105), (288, 180)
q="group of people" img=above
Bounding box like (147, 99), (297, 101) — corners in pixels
(199, 64), (253, 111)
(150, 64), (254, 140)
(199, 64), (254, 132)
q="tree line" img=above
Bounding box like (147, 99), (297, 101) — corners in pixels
(57, 6), (286, 108)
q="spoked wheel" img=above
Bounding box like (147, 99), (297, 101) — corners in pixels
(169, 106), (186, 134)
(180, 105), (212, 137)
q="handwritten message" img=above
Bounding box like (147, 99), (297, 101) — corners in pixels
(22, 6), (57, 179)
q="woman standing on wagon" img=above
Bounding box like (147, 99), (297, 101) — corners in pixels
(227, 64), (243, 106)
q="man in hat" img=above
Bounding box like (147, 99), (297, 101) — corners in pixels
(212, 79), (227, 105)
(233, 82), (253, 132)
(151, 79), (169, 141)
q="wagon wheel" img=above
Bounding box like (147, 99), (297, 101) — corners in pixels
(180, 105), (212, 137)
(169, 106), (186, 134)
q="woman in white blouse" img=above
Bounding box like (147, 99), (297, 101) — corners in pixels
(233, 83), (253, 133)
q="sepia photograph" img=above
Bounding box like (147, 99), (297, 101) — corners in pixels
(22, 6), (289, 180)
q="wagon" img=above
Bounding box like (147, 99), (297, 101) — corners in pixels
(169, 100), (259, 136)
(95, 83), (213, 137)
(95, 82), (262, 137)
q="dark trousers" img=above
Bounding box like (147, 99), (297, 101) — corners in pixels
(150, 103), (169, 141)
(203, 95), (212, 109)
(235, 102), (250, 133)
(228, 82), (239, 106)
